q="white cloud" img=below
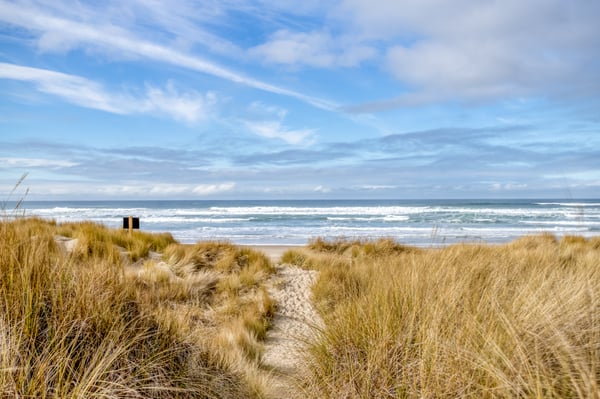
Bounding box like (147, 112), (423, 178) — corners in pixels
(192, 183), (236, 195)
(313, 185), (331, 193)
(360, 185), (396, 190)
(384, 37), (567, 102)
(123, 0), (243, 57)
(147, 185), (190, 195)
(244, 120), (315, 146)
(0, 62), (216, 123)
(142, 82), (217, 123)
(143, 182), (236, 195)
(87, 182), (236, 197)
(243, 101), (316, 145)
(0, 1), (338, 111)
(0, 157), (78, 169)
(247, 101), (288, 120)
(338, 0), (600, 104)
(490, 182), (528, 191)
(0, 62), (124, 113)
(249, 29), (375, 68)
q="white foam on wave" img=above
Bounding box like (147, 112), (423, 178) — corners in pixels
(383, 215), (410, 221)
(327, 217), (373, 221)
(326, 215), (410, 222)
(426, 206), (598, 217)
(520, 220), (600, 226)
(536, 202), (600, 207)
(207, 206), (428, 216)
(461, 226), (589, 233)
(141, 217), (251, 224)
(22, 201), (600, 246)
(26, 203), (600, 220)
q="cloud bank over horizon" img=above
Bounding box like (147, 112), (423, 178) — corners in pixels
(1, 0), (599, 199)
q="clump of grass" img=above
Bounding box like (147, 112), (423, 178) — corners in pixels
(0, 218), (277, 398)
(292, 236), (600, 398)
(281, 249), (307, 265)
(308, 237), (358, 254)
(127, 259), (219, 306)
(58, 221), (176, 262)
(308, 237), (418, 257)
(140, 239), (277, 397)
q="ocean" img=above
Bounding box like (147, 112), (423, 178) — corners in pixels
(13, 199), (600, 246)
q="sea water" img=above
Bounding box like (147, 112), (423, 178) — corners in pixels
(15, 199), (600, 246)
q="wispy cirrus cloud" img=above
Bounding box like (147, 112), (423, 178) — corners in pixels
(242, 101), (316, 145)
(0, 62), (217, 123)
(0, 0), (338, 112)
(117, 0), (243, 57)
(0, 62), (125, 114)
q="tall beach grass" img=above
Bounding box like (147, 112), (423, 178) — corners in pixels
(0, 217), (275, 398)
(285, 235), (600, 398)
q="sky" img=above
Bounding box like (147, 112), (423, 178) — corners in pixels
(1, 0), (600, 200)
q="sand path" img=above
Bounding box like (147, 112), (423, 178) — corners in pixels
(262, 264), (322, 398)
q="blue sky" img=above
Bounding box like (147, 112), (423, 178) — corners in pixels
(1, 0), (599, 200)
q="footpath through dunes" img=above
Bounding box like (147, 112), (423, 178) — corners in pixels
(262, 264), (323, 398)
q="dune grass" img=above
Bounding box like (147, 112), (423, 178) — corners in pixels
(0, 217), (275, 398)
(284, 235), (600, 398)
(5, 209), (599, 398)
(57, 221), (177, 262)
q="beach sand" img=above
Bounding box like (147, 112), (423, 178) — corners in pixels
(262, 265), (322, 397)
(243, 244), (323, 397)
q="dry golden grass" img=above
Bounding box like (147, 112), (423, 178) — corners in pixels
(284, 236), (600, 398)
(0, 217), (276, 398)
(58, 221), (176, 262)
(160, 240), (276, 395)
(6, 207), (599, 398)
